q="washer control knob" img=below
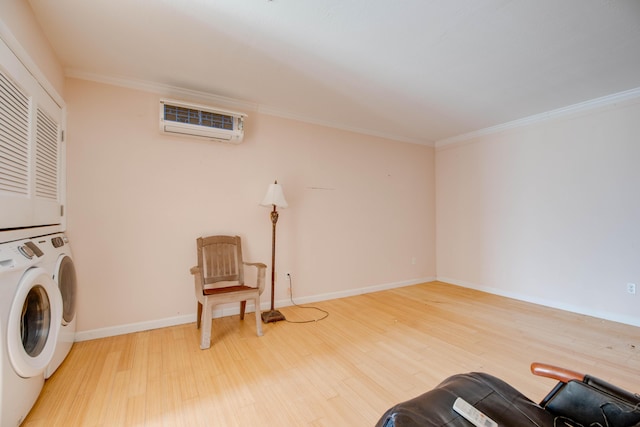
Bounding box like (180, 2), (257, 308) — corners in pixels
(51, 237), (65, 248)
(18, 244), (35, 259)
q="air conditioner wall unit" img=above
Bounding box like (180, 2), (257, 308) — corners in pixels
(159, 99), (246, 143)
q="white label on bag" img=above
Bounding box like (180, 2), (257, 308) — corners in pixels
(453, 397), (498, 427)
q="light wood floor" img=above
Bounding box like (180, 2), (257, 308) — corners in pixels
(23, 281), (639, 426)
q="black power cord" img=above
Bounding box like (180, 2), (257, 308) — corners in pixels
(284, 273), (329, 324)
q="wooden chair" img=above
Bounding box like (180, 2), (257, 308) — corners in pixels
(190, 235), (266, 349)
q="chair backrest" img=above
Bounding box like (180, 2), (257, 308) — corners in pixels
(196, 235), (245, 289)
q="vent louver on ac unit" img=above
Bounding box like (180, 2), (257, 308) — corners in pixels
(159, 99), (246, 143)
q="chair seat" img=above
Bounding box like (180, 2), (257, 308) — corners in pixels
(204, 285), (257, 295)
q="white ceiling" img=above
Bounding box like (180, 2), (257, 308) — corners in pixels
(28, 0), (640, 145)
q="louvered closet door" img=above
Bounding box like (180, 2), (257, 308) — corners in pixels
(0, 36), (64, 230)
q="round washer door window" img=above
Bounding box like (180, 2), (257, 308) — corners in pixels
(8, 267), (62, 378)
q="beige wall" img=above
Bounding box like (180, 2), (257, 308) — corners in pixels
(436, 99), (640, 326)
(7, 4), (639, 336)
(65, 78), (437, 334)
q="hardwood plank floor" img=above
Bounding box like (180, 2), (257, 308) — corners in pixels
(23, 282), (639, 426)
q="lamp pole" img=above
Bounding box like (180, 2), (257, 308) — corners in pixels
(261, 182), (286, 323)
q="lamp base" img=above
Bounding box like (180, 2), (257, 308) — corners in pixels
(261, 309), (286, 323)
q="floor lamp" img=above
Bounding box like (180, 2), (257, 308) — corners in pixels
(260, 180), (288, 323)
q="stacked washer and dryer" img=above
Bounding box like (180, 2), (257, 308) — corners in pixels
(0, 233), (77, 425)
(2, 23), (77, 425)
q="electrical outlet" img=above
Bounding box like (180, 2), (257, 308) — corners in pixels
(627, 283), (636, 295)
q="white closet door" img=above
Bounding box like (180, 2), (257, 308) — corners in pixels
(0, 36), (64, 230)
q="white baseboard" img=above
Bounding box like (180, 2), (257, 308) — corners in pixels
(75, 314), (196, 341)
(74, 276), (435, 342)
(283, 276), (436, 306)
(437, 276), (640, 328)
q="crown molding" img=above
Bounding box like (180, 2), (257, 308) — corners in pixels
(435, 86), (640, 149)
(66, 69), (640, 150)
(255, 104), (434, 146)
(65, 68), (258, 112)
(65, 69), (434, 147)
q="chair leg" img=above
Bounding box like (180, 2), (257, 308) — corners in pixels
(200, 302), (213, 350)
(240, 300), (247, 320)
(254, 296), (263, 337)
(196, 302), (202, 329)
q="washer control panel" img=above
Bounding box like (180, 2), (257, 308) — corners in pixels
(0, 239), (41, 271)
(18, 244), (36, 259)
(23, 241), (44, 258)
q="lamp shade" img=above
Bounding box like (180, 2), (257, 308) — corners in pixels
(260, 181), (288, 208)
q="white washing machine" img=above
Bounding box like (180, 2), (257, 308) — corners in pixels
(32, 233), (78, 379)
(0, 238), (62, 426)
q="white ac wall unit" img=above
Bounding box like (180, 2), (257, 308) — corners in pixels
(159, 99), (246, 143)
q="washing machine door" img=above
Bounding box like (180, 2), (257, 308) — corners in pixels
(55, 255), (77, 326)
(8, 267), (62, 378)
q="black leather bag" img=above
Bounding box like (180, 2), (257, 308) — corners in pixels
(542, 375), (640, 427)
(375, 372), (557, 427)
